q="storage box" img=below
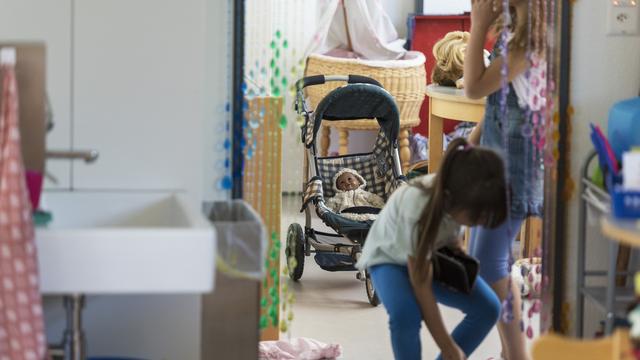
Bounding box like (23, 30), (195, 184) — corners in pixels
(607, 174), (640, 219)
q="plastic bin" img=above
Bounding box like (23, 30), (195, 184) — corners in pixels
(200, 200), (266, 360)
(607, 174), (640, 219)
(203, 200), (266, 280)
(611, 188), (640, 219)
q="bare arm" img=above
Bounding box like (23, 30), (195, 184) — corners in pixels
(468, 120), (483, 145)
(464, 0), (528, 99)
(408, 257), (466, 360)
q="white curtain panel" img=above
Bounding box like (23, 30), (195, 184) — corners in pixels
(308, 0), (406, 60)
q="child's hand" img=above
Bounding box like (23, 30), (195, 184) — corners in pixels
(470, 0), (501, 31)
(442, 343), (467, 360)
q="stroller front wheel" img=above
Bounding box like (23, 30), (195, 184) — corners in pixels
(365, 270), (380, 307)
(286, 223), (305, 281)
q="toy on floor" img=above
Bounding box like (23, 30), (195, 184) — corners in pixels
(326, 168), (385, 221)
(511, 257), (542, 298)
(431, 31), (490, 89)
(259, 337), (342, 360)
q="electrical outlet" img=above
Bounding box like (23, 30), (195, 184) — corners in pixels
(607, 0), (640, 36)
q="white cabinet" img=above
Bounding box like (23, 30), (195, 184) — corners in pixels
(0, 0), (73, 189)
(72, 0), (206, 194)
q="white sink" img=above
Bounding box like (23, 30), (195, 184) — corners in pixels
(35, 192), (215, 294)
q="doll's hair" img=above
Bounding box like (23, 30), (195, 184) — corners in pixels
(431, 31), (470, 86)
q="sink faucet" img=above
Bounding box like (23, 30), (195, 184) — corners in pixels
(44, 150), (99, 185)
(46, 150), (99, 163)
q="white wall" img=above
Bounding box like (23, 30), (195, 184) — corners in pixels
(380, 0), (415, 38)
(566, 1), (640, 336)
(0, 0), (73, 189)
(203, 0), (233, 201)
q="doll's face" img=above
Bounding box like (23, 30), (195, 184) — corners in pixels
(337, 173), (361, 191)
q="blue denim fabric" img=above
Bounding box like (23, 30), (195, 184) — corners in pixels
(369, 264), (501, 360)
(480, 75), (544, 217)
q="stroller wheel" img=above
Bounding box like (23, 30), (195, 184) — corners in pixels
(365, 270), (380, 307)
(285, 223), (305, 281)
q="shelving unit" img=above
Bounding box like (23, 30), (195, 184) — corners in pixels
(575, 151), (639, 337)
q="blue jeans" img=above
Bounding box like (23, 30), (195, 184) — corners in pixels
(468, 217), (525, 284)
(369, 264), (501, 360)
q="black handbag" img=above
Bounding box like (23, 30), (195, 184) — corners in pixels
(432, 247), (480, 294)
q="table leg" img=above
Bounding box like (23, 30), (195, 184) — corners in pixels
(399, 129), (411, 173)
(520, 217), (543, 258)
(338, 129), (349, 155)
(605, 240), (619, 335)
(615, 245), (631, 287)
(428, 97), (444, 174)
(320, 127), (330, 157)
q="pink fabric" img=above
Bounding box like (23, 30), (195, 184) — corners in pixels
(25, 171), (43, 211)
(259, 337), (342, 360)
(0, 63), (48, 359)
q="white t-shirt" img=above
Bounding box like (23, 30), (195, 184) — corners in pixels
(356, 174), (462, 270)
(512, 54), (547, 112)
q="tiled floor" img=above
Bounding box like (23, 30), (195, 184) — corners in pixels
(281, 195), (540, 359)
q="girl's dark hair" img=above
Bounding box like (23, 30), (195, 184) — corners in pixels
(413, 137), (508, 280)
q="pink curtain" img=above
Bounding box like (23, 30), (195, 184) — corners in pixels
(0, 60), (48, 359)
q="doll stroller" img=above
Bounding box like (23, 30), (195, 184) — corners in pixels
(286, 74), (406, 306)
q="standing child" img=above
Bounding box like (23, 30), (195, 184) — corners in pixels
(465, 1), (547, 359)
(357, 138), (509, 360)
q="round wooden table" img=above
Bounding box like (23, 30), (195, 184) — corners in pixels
(319, 118), (420, 172)
(598, 216), (640, 335)
(601, 216), (640, 248)
(426, 84), (486, 173)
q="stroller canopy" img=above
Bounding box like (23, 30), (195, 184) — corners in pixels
(306, 83), (400, 148)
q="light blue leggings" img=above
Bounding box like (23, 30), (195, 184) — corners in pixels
(369, 264), (501, 360)
(468, 217), (525, 284)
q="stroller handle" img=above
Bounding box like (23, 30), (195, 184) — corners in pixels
(296, 75), (382, 90)
(295, 75), (383, 113)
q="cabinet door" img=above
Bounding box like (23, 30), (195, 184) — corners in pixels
(0, 0), (72, 189)
(73, 0), (206, 192)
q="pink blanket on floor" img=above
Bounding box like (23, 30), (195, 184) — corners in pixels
(259, 337), (342, 360)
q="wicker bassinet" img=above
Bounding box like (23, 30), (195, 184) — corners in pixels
(304, 51), (427, 128)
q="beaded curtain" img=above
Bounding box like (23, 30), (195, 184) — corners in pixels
(240, 0), (319, 338)
(495, 0), (559, 337)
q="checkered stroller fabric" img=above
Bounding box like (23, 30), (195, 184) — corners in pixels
(301, 130), (404, 214)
